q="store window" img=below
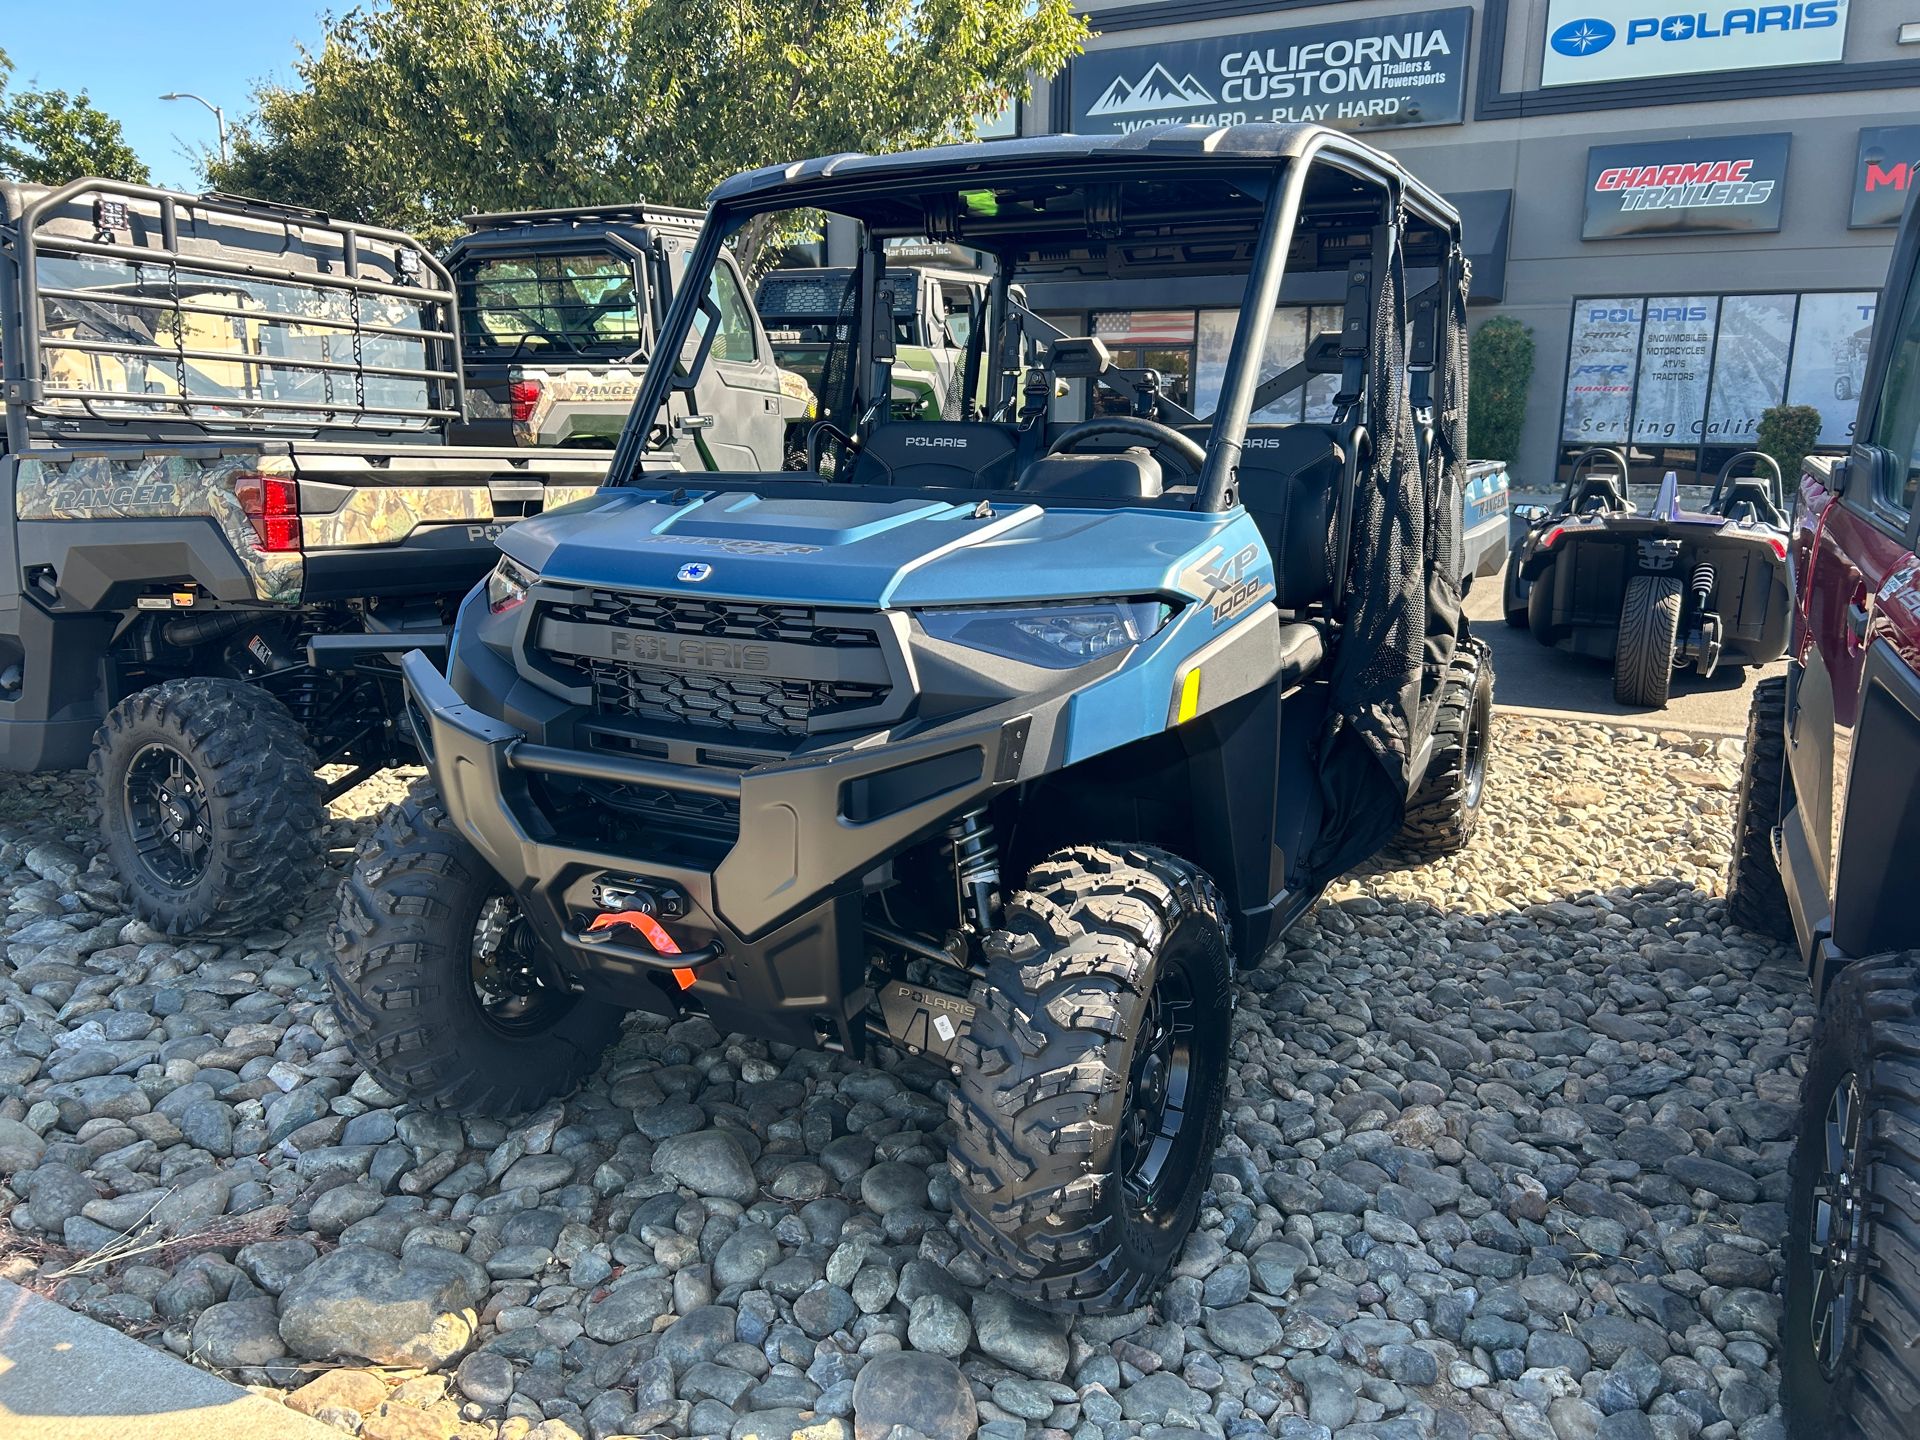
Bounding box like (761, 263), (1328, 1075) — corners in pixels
(1559, 290), (1880, 486)
(1092, 311), (1195, 412)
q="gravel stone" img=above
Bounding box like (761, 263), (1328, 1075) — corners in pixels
(278, 1245), (489, 1369)
(851, 1350), (976, 1440)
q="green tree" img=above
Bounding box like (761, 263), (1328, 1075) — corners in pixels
(0, 49), (150, 185)
(211, 0), (1086, 245)
(1758, 403), (1823, 487)
(1468, 315), (1534, 466)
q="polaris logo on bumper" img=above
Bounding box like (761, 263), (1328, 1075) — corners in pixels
(676, 562), (714, 583)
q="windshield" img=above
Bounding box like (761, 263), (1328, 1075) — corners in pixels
(620, 157), (1444, 507)
(459, 250), (642, 354)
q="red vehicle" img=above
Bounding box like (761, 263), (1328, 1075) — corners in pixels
(1727, 201), (1920, 1440)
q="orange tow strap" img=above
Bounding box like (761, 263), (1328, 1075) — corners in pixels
(587, 909), (682, 955)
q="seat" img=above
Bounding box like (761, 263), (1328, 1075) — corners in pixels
(1232, 425), (1346, 611)
(1713, 479), (1786, 529)
(842, 421), (1018, 490)
(1571, 475), (1630, 514)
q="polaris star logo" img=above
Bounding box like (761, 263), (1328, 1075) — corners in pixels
(1087, 62), (1216, 117)
(1550, 18), (1616, 56)
(676, 562), (713, 583)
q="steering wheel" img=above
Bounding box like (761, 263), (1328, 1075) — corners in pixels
(1044, 416), (1206, 472)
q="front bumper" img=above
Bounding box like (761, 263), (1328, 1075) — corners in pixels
(401, 649), (1028, 1043)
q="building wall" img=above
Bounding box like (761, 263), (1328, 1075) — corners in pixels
(1025, 0), (1918, 485)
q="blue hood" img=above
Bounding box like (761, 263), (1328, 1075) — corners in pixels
(502, 486), (1242, 609)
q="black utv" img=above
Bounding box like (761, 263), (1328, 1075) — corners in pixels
(330, 123), (1494, 1310)
(1507, 446), (1792, 707)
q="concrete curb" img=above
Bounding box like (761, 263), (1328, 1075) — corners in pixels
(0, 1279), (331, 1440)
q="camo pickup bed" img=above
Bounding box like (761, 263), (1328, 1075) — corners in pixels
(11, 442), (608, 607)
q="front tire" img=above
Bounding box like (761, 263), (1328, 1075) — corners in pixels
(1614, 575), (1683, 708)
(948, 844), (1232, 1314)
(90, 678), (325, 936)
(1729, 674), (1794, 940)
(1783, 953), (1920, 1440)
(1397, 637), (1495, 861)
(327, 782), (622, 1115)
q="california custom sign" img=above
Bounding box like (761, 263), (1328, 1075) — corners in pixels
(1068, 7), (1472, 136)
(1582, 134), (1790, 240)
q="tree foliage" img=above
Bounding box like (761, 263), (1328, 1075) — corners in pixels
(1758, 404), (1823, 487)
(0, 49), (150, 186)
(210, 0), (1086, 244)
(1467, 315), (1534, 466)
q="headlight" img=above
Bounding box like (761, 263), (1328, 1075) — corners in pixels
(918, 600), (1169, 669)
(487, 556), (534, 615)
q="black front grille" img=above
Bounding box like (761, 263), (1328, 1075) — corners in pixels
(578, 661), (884, 736)
(538, 589), (891, 738)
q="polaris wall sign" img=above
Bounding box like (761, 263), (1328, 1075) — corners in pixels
(1542, 0), (1848, 86)
(1067, 7), (1472, 136)
(1582, 134), (1790, 240)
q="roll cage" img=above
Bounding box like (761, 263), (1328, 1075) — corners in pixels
(610, 124), (1463, 515)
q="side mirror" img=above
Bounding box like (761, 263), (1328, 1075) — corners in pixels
(1513, 503), (1550, 522)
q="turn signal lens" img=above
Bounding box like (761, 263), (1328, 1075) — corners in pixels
(487, 556), (534, 615)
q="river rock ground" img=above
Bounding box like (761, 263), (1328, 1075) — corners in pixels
(0, 715), (1808, 1440)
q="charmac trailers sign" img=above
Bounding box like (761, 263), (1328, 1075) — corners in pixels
(1068, 8), (1473, 136)
(1541, 1), (1848, 87)
(1582, 134), (1790, 240)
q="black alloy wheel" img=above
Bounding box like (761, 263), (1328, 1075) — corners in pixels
(1807, 1071), (1869, 1379)
(1120, 966), (1203, 1228)
(123, 742), (213, 889)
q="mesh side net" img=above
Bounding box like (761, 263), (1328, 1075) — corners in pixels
(1309, 235), (1469, 875)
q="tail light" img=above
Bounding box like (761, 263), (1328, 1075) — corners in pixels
(235, 474), (301, 553)
(509, 379), (543, 423)
(1540, 525), (1565, 550)
(1767, 537), (1788, 560)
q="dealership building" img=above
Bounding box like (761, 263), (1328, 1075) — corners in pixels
(1007, 0), (1919, 488)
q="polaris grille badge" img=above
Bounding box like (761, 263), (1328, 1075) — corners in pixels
(676, 562), (714, 584)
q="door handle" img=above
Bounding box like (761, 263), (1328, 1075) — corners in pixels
(1847, 587), (1872, 647)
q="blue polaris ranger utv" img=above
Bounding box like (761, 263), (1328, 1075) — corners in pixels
(330, 124), (1494, 1311)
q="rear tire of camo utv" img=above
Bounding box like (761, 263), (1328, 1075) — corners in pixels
(1397, 637), (1495, 861)
(91, 678), (325, 937)
(948, 844), (1233, 1314)
(327, 781), (623, 1115)
(1729, 674), (1795, 941)
(1614, 574), (1683, 708)
(1782, 951), (1920, 1440)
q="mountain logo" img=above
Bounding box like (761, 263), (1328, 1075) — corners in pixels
(1087, 63), (1217, 116)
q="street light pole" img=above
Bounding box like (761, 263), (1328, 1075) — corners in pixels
(159, 92), (228, 167)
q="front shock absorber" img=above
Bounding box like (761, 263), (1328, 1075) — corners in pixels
(1690, 559), (1716, 613)
(948, 808), (1000, 933)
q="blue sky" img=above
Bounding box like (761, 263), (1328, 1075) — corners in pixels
(4, 2), (327, 188)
